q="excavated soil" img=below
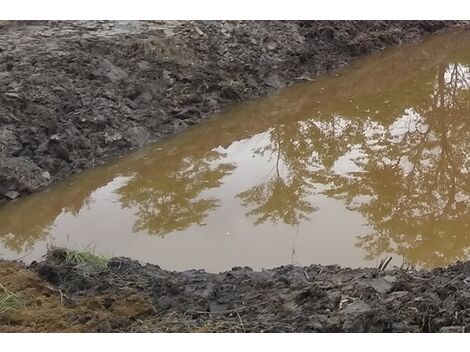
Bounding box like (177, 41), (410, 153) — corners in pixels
(2, 21), (470, 333)
(0, 260), (154, 332)
(0, 20), (464, 202)
(2, 254), (470, 332)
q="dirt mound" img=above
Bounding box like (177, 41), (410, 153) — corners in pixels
(0, 20), (464, 202)
(2, 252), (470, 332)
(20, 256), (470, 332)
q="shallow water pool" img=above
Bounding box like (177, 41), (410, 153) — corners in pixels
(2, 31), (470, 272)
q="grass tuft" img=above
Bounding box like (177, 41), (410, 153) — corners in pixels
(47, 246), (109, 270)
(62, 248), (109, 270)
(0, 283), (23, 315)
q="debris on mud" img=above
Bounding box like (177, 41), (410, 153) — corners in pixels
(0, 259), (154, 332)
(1, 253), (469, 332)
(0, 20), (464, 202)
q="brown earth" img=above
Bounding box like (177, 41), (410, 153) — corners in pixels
(0, 260), (154, 332)
(0, 20), (466, 202)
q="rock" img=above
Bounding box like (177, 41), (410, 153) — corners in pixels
(365, 275), (397, 294)
(439, 326), (464, 333)
(104, 132), (123, 144)
(341, 300), (371, 315)
(124, 126), (151, 147)
(0, 156), (49, 200)
(42, 171), (51, 180)
(5, 190), (20, 199)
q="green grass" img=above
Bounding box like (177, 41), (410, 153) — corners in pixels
(62, 248), (109, 270)
(0, 283), (23, 315)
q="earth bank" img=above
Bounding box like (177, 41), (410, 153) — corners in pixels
(0, 20), (465, 202)
(3, 254), (470, 332)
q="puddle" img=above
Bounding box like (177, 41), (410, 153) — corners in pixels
(2, 31), (470, 273)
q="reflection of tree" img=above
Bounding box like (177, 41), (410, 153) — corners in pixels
(117, 151), (235, 236)
(237, 122), (320, 225)
(0, 147), (235, 250)
(238, 175), (316, 226)
(235, 58), (470, 267)
(323, 63), (470, 268)
(0, 168), (117, 253)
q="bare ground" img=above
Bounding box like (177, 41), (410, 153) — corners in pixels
(3, 254), (470, 332)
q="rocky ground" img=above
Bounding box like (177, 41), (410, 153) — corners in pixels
(2, 252), (470, 332)
(0, 20), (464, 202)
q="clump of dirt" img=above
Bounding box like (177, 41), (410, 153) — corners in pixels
(0, 20), (465, 202)
(0, 260), (154, 332)
(17, 255), (470, 332)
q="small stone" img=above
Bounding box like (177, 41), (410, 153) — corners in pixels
(341, 300), (371, 315)
(439, 326), (464, 333)
(5, 190), (20, 199)
(42, 171), (51, 180)
(5, 92), (20, 99)
(104, 132), (122, 143)
(366, 275), (397, 294)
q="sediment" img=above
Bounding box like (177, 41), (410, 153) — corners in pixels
(0, 20), (465, 202)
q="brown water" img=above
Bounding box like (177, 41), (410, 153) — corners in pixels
(2, 31), (470, 273)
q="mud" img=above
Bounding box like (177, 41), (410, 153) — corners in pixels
(0, 20), (464, 202)
(2, 254), (470, 332)
(0, 260), (154, 332)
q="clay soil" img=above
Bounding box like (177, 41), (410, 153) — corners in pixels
(0, 20), (464, 202)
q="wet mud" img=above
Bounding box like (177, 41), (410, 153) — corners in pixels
(0, 20), (463, 202)
(2, 254), (470, 332)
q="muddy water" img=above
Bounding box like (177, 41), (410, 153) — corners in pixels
(2, 31), (470, 272)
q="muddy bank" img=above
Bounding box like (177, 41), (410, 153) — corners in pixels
(0, 260), (153, 332)
(0, 20), (465, 202)
(2, 253), (470, 332)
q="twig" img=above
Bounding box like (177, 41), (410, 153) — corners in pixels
(185, 301), (270, 315)
(58, 289), (64, 303)
(439, 273), (465, 288)
(235, 311), (246, 333)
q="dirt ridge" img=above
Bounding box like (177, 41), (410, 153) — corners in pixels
(4, 255), (470, 332)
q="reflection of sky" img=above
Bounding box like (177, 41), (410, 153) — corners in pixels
(389, 109), (428, 139)
(332, 146), (365, 177)
(444, 63), (470, 88)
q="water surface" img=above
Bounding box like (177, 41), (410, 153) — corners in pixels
(2, 31), (470, 272)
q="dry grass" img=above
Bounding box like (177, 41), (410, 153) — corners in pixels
(128, 311), (246, 333)
(0, 283), (23, 315)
